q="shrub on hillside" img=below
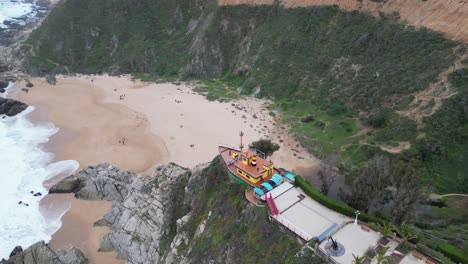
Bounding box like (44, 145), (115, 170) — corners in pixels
(366, 109), (391, 128)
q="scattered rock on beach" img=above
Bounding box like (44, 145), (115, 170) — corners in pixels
(0, 81), (8, 91)
(0, 98), (28, 116)
(49, 176), (84, 194)
(45, 74), (56, 85)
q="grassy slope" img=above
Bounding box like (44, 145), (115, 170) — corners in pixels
(23, 0), (200, 75)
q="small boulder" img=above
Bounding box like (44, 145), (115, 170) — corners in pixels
(9, 246), (23, 258)
(49, 176), (83, 194)
(0, 81), (8, 90)
(301, 114), (314, 123)
(45, 74), (57, 85)
(0, 98), (28, 116)
(33, 192), (42, 197)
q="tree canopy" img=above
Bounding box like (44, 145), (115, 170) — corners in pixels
(249, 139), (280, 157)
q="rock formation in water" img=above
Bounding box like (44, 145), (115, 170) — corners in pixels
(0, 98), (28, 116)
(0, 241), (87, 264)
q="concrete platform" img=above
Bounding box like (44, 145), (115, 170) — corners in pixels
(270, 185), (350, 241)
(319, 223), (380, 264)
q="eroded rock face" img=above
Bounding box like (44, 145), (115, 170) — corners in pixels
(50, 163), (197, 264)
(0, 98), (28, 116)
(0, 241), (87, 264)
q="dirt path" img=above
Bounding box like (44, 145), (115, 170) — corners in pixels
(429, 193), (468, 200)
(378, 142), (411, 153)
(398, 46), (467, 129)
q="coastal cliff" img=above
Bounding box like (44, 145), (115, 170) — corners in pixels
(49, 159), (323, 264)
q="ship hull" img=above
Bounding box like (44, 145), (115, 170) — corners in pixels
(227, 169), (248, 185)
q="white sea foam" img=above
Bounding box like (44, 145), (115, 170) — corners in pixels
(1, 81), (15, 98)
(0, 0), (36, 28)
(0, 106), (79, 259)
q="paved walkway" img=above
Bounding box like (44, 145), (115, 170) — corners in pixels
(270, 182), (349, 241)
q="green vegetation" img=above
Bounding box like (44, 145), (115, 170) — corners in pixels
(295, 176), (383, 224)
(193, 77), (242, 101)
(352, 254), (365, 264)
(415, 196), (468, 259)
(425, 240), (468, 264)
(417, 68), (468, 192)
(132, 72), (178, 83)
(249, 138), (280, 157)
(176, 158), (324, 263)
(380, 222), (394, 237)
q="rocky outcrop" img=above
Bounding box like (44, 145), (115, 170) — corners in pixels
(0, 76), (15, 93)
(0, 241), (87, 264)
(50, 163), (194, 264)
(0, 81), (9, 92)
(55, 248), (88, 264)
(0, 98), (28, 116)
(183, 12), (224, 78)
(8, 247), (23, 258)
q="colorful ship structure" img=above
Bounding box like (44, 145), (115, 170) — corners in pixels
(218, 132), (296, 206)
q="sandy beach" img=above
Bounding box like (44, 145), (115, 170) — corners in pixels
(16, 75), (320, 263)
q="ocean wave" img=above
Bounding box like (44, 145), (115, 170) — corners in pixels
(0, 105), (79, 258)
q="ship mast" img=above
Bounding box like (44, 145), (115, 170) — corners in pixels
(239, 131), (244, 152)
